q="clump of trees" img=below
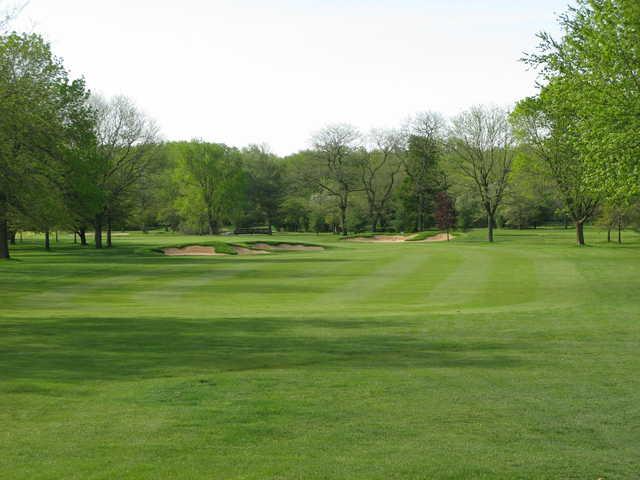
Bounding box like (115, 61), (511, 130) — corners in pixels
(2, 0), (639, 260)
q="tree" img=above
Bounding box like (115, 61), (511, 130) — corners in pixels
(308, 124), (362, 235)
(0, 33), (92, 259)
(173, 140), (245, 234)
(502, 151), (561, 229)
(0, 1), (26, 32)
(359, 129), (403, 232)
(448, 106), (514, 242)
(90, 95), (160, 248)
(434, 191), (456, 240)
(597, 198), (638, 244)
(511, 94), (599, 245)
(242, 144), (285, 232)
(400, 112), (444, 232)
(527, 0), (640, 203)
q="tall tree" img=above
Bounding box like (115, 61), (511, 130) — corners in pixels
(90, 95), (160, 248)
(308, 124), (362, 235)
(511, 94), (599, 245)
(527, 0), (640, 203)
(399, 113), (444, 232)
(448, 106), (514, 242)
(359, 129), (403, 232)
(173, 140), (245, 234)
(243, 144), (285, 232)
(0, 33), (91, 259)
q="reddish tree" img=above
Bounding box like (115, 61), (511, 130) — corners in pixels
(434, 191), (456, 241)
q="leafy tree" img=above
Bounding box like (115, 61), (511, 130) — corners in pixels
(527, 0), (640, 203)
(242, 144), (285, 232)
(399, 113), (444, 232)
(0, 33), (92, 259)
(511, 94), (599, 245)
(502, 151), (561, 229)
(597, 198), (639, 244)
(173, 140), (245, 234)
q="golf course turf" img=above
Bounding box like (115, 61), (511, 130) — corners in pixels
(1, 228), (639, 479)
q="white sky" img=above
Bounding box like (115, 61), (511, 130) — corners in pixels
(16, 0), (568, 155)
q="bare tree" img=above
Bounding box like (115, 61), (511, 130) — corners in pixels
(0, 1), (28, 32)
(449, 106), (514, 242)
(91, 95), (160, 248)
(359, 129), (403, 232)
(309, 124), (361, 235)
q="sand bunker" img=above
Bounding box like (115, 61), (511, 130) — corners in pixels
(253, 243), (324, 251)
(163, 245), (224, 256)
(162, 243), (320, 256)
(233, 246), (270, 255)
(347, 235), (408, 243)
(347, 233), (454, 243)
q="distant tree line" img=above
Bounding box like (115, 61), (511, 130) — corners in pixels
(1, 0), (639, 259)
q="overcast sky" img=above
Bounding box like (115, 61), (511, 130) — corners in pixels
(16, 0), (568, 155)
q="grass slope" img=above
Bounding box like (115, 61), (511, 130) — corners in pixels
(1, 228), (639, 479)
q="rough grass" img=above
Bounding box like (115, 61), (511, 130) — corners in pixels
(1, 228), (639, 479)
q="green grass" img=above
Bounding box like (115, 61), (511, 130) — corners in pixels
(151, 239), (239, 255)
(1, 228), (639, 479)
(404, 229), (444, 241)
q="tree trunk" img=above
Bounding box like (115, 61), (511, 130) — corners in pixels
(106, 214), (112, 248)
(487, 213), (494, 243)
(79, 228), (87, 246)
(371, 215), (377, 233)
(576, 221), (585, 246)
(207, 211), (217, 235)
(95, 215), (103, 249)
(44, 230), (50, 251)
(607, 228), (611, 242)
(618, 223), (622, 244)
(9, 230), (16, 245)
(340, 204), (348, 236)
(0, 218), (9, 260)
(55, 231), (59, 243)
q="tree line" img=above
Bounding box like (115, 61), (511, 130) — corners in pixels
(1, 0), (638, 259)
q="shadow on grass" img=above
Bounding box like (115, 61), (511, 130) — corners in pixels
(0, 316), (523, 383)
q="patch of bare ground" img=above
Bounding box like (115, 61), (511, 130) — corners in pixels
(163, 246), (225, 256)
(346, 233), (454, 243)
(253, 243), (324, 251)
